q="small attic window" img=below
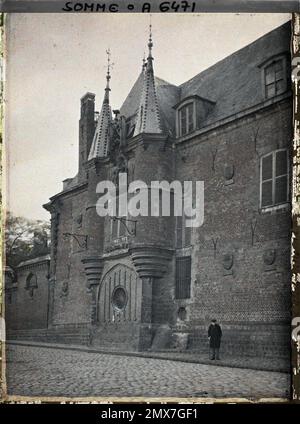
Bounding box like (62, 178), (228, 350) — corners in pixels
(261, 55), (288, 99)
(174, 95), (215, 138)
(126, 118), (136, 139)
(178, 102), (195, 137)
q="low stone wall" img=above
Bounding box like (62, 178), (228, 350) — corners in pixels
(187, 323), (290, 358)
(7, 322), (291, 359)
(7, 323), (92, 346)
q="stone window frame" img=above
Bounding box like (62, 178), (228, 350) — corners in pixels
(25, 272), (38, 298)
(111, 285), (128, 312)
(259, 148), (290, 211)
(176, 99), (197, 137)
(260, 53), (288, 100)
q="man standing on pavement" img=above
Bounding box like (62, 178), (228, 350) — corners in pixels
(208, 319), (222, 360)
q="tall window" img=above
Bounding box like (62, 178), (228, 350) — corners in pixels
(264, 58), (286, 99)
(260, 149), (289, 208)
(179, 103), (195, 136)
(109, 191), (128, 241)
(175, 256), (191, 299)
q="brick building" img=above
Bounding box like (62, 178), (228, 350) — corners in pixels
(6, 22), (292, 357)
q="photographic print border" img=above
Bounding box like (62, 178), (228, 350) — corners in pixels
(0, 4), (299, 404)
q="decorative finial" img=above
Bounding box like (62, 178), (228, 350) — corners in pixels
(105, 48), (112, 89)
(148, 21), (153, 60)
(142, 51), (146, 71)
(103, 48), (113, 103)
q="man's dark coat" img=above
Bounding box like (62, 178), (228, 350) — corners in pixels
(208, 324), (222, 348)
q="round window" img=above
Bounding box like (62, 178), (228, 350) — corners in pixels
(112, 287), (128, 311)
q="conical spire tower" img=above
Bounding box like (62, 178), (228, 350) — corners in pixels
(134, 25), (162, 136)
(88, 49), (113, 159)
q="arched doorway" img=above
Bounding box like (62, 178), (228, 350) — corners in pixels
(97, 264), (140, 324)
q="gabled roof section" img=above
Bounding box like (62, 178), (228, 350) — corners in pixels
(120, 72), (144, 118)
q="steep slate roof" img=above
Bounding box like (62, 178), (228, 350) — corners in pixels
(120, 21), (290, 136)
(58, 22), (290, 195)
(179, 21), (291, 127)
(120, 73), (180, 136)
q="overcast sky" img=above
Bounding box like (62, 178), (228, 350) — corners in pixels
(4, 13), (290, 221)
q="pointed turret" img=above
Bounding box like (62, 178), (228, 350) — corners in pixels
(88, 50), (113, 159)
(134, 25), (162, 136)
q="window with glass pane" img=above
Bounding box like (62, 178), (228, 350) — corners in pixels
(109, 191), (129, 240)
(260, 149), (289, 208)
(180, 109), (187, 136)
(179, 103), (195, 136)
(275, 150), (288, 204)
(187, 104), (194, 133)
(175, 256), (191, 299)
(264, 59), (285, 99)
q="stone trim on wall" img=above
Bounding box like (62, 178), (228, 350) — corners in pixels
(130, 246), (174, 279)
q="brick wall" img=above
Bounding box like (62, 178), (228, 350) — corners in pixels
(52, 187), (91, 326)
(163, 99), (292, 356)
(6, 257), (50, 330)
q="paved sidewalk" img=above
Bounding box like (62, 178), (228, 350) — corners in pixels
(6, 340), (290, 373)
(5, 344), (290, 399)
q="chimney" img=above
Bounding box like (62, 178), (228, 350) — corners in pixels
(78, 92), (95, 174)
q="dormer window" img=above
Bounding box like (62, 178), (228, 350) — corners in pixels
(179, 103), (195, 136)
(174, 95), (215, 138)
(261, 54), (288, 99)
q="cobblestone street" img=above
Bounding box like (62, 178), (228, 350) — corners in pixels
(5, 345), (290, 399)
